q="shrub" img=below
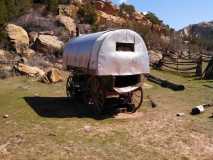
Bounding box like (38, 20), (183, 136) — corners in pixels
(47, 0), (59, 13)
(145, 12), (162, 25)
(77, 3), (97, 25)
(119, 3), (135, 16)
(0, 0), (8, 26)
(0, 0), (33, 27)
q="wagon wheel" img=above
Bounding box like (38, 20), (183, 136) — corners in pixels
(66, 75), (74, 98)
(88, 77), (105, 115)
(129, 87), (143, 113)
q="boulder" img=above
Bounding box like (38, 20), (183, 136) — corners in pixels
(58, 4), (79, 18)
(29, 32), (38, 45)
(133, 11), (145, 22)
(0, 66), (14, 79)
(0, 49), (16, 61)
(5, 24), (29, 54)
(16, 12), (55, 31)
(149, 50), (163, 65)
(95, 1), (117, 15)
(56, 15), (76, 36)
(43, 68), (63, 83)
(0, 49), (17, 79)
(14, 63), (45, 77)
(0, 49), (8, 60)
(35, 35), (64, 55)
(96, 11), (125, 26)
(22, 48), (36, 58)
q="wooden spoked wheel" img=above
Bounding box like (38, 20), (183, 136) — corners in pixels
(129, 87), (143, 113)
(66, 75), (74, 98)
(88, 77), (105, 115)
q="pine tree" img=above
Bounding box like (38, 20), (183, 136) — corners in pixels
(18, 0), (33, 15)
(0, 0), (8, 26)
(5, 0), (18, 19)
(47, 0), (59, 13)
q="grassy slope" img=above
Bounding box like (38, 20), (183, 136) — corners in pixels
(0, 70), (213, 160)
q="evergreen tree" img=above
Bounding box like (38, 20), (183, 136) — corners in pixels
(18, 0), (33, 15)
(119, 3), (135, 16)
(0, 0), (8, 26)
(5, 0), (18, 19)
(145, 12), (162, 25)
(47, 0), (59, 13)
(77, 3), (97, 25)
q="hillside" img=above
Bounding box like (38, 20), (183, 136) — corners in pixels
(0, 0), (173, 79)
(179, 21), (213, 51)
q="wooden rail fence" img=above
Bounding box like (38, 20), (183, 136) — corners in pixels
(161, 51), (212, 77)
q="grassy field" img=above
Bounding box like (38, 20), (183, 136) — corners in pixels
(0, 70), (213, 160)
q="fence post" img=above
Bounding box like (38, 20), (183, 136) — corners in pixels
(196, 55), (202, 78)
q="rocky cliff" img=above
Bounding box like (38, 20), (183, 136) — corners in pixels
(179, 21), (213, 50)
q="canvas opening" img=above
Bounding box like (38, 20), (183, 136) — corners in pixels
(116, 42), (135, 52)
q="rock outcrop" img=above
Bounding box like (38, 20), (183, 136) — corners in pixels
(149, 50), (163, 65)
(35, 35), (64, 55)
(16, 7), (56, 31)
(42, 68), (63, 83)
(0, 49), (14, 61)
(95, 0), (118, 15)
(56, 15), (76, 36)
(58, 4), (79, 18)
(180, 21), (213, 39)
(5, 24), (29, 54)
(96, 11), (126, 27)
(29, 32), (39, 45)
(14, 63), (45, 77)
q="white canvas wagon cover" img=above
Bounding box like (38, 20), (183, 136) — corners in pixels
(63, 29), (149, 75)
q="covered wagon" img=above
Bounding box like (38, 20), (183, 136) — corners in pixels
(63, 29), (149, 114)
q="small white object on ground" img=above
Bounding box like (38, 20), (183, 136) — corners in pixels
(84, 125), (92, 133)
(3, 115), (9, 118)
(191, 105), (205, 115)
(176, 113), (185, 117)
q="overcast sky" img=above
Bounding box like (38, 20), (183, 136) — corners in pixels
(112, 0), (213, 30)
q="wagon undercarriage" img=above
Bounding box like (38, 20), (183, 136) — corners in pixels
(66, 73), (144, 115)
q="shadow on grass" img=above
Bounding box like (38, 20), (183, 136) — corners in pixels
(24, 96), (124, 120)
(203, 84), (213, 89)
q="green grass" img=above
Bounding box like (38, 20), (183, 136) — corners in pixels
(0, 71), (213, 160)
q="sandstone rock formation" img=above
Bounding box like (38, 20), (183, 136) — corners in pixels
(14, 63), (45, 77)
(96, 11), (125, 27)
(6, 24), (29, 54)
(56, 15), (76, 36)
(29, 32), (39, 45)
(44, 68), (63, 83)
(58, 4), (79, 18)
(95, 0), (118, 15)
(35, 35), (64, 55)
(149, 50), (163, 65)
(22, 48), (36, 58)
(16, 8), (55, 31)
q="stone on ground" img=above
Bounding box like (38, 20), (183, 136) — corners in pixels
(43, 68), (64, 83)
(15, 63), (45, 77)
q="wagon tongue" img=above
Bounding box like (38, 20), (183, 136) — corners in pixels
(113, 86), (139, 94)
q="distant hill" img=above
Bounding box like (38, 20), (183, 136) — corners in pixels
(179, 21), (213, 50)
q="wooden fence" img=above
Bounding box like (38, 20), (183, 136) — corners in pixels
(161, 51), (212, 77)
